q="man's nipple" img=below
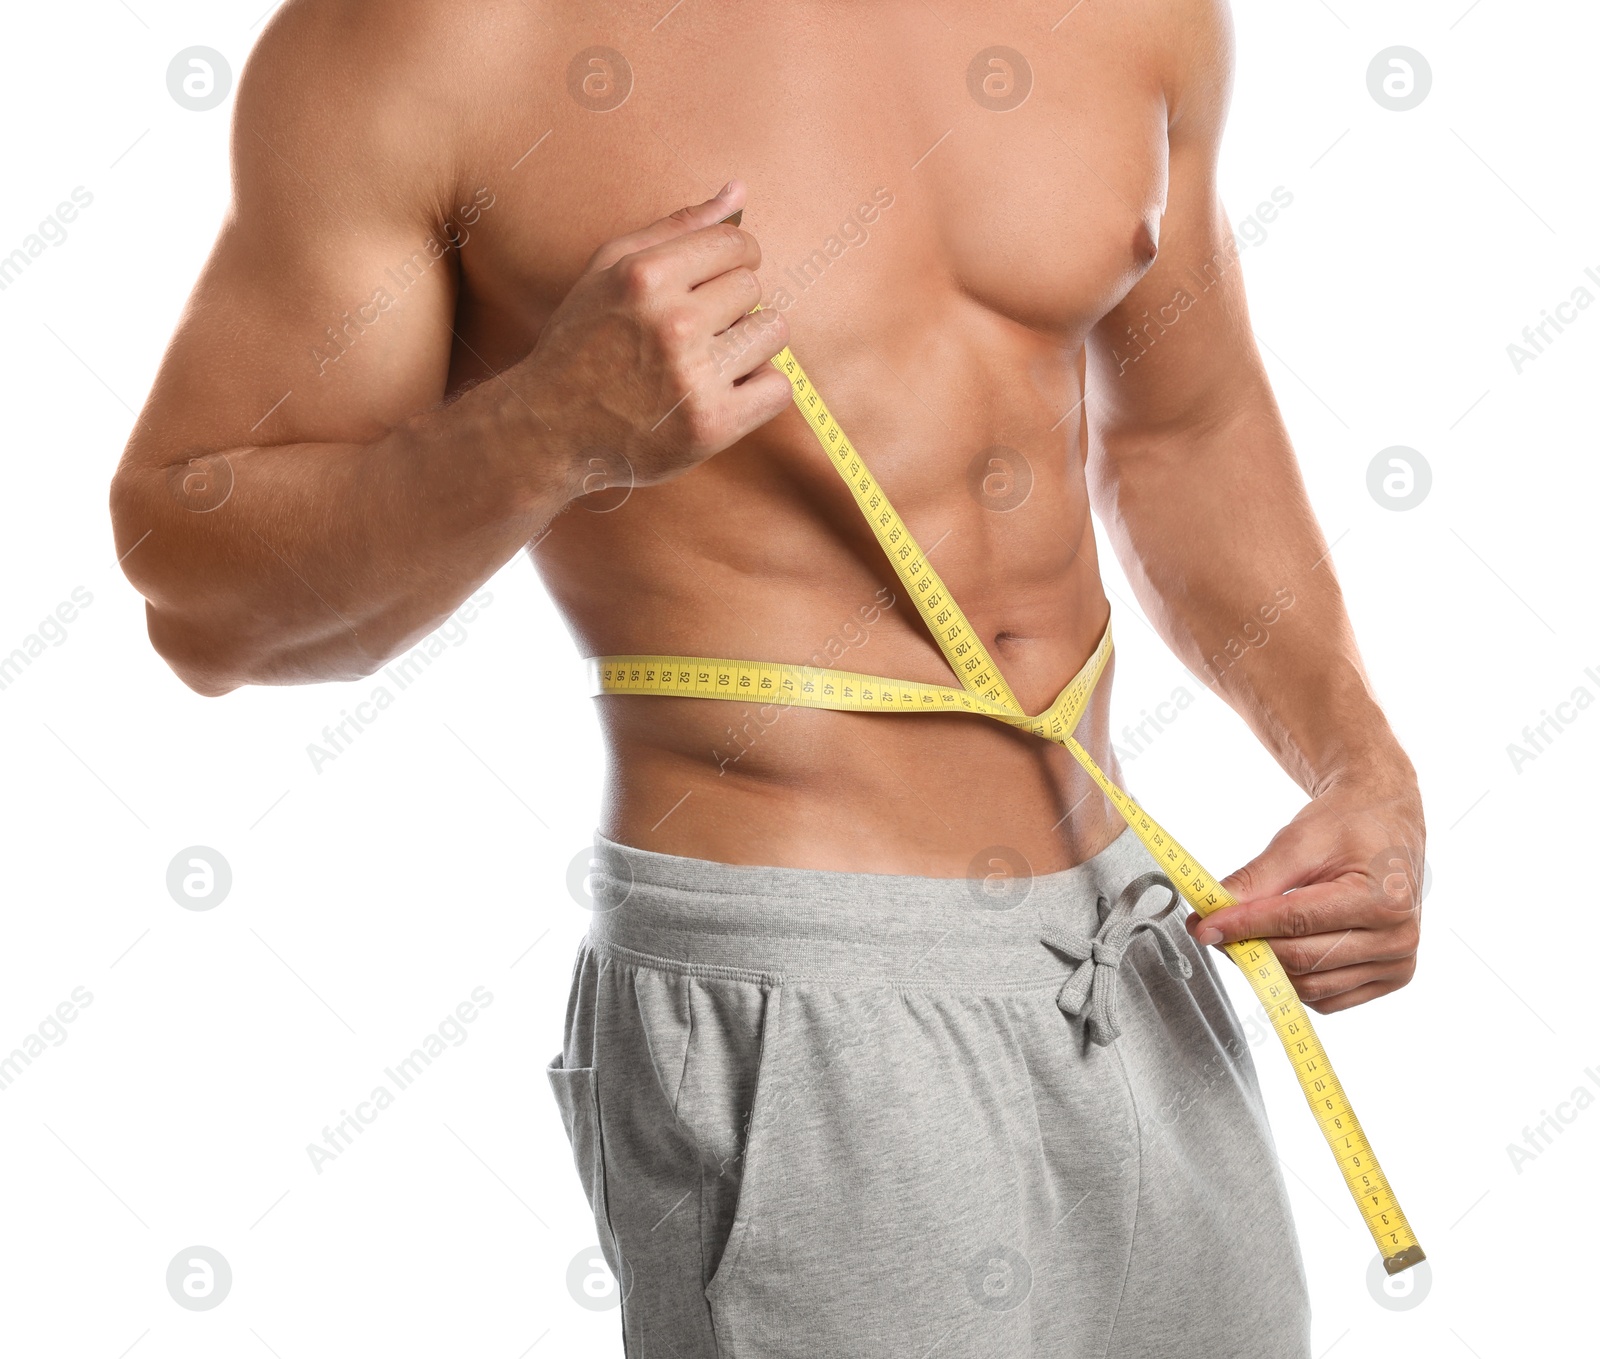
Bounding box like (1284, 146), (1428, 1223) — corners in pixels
(1133, 219), (1160, 267)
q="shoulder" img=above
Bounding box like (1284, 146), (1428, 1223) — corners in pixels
(231, 0), (543, 220)
(1157, 0), (1236, 146)
(240, 0), (546, 96)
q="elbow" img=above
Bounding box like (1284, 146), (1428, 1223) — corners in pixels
(145, 603), (249, 697)
(109, 474), (238, 696)
(110, 472), (392, 693)
(143, 602), (388, 695)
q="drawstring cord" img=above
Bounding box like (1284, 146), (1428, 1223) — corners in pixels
(1039, 871), (1194, 1046)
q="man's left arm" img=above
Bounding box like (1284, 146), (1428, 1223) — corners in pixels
(1084, 0), (1424, 1013)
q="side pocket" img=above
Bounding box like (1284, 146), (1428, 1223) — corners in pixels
(545, 1052), (623, 1282)
(702, 985), (783, 1305)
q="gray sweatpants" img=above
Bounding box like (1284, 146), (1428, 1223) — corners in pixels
(547, 825), (1312, 1357)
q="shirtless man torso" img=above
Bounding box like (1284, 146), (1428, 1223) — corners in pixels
(112, 2), (1423, 1352)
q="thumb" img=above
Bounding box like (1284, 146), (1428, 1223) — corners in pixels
(585, 178), (747, 273)
(1216, 829), (1316, 909)
(1187, 835), (1313, 946)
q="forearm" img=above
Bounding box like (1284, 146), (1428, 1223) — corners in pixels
(111, 383), (578, 695)
(1088, 396), (1412, 797)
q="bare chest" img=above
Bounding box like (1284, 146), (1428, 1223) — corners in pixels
(453, 4), (1171, 371)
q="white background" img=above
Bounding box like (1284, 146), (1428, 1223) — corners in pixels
(1, 1), (1593, 1355)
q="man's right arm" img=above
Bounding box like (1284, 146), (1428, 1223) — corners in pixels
(110, 4), (789, 697)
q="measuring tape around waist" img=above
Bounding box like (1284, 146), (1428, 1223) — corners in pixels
(590, 335), (1425, 1276)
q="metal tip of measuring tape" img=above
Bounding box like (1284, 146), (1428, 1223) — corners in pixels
(719, 208), (744, 227)
(1382, 1244), (1427, 1276)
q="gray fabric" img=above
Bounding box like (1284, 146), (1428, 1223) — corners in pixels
(547, 825), (1312, 1358)
(1041, 870), (1194, 1046)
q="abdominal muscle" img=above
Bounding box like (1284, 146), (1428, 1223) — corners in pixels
(596, 665), (1129, 878)
(533, 327), (1132, 879)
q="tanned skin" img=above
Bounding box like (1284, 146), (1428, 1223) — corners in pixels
(110, 0), (1423, 1014)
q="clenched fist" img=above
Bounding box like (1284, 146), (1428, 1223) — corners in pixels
(514, 179), (792, 493)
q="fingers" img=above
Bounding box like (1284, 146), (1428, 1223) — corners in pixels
(589, 181), (762, 299)
(1306, 979), (1409, 1015)
(721, 361), (794, 441)
(707, 306), (789, 383)
(585, 179), (749, 273)
(1188, 879), (1365, 948)
(1289, 959), (1416, 1014)
(1185, 873), (1419, 1014)
(692, 263), (766, 339)
(1193, 786), (1425, 1014)
(1217, 823), (1329, 905)
(623, 219), (760, 295)
(1268, 926), (1420, 976)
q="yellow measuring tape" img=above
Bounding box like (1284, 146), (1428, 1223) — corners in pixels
(591, 327), (1424, 1275)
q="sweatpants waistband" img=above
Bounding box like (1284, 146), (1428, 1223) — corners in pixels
(584, 825), (1177, 987)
